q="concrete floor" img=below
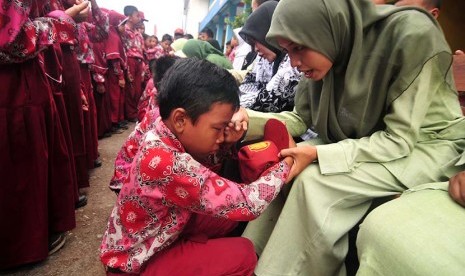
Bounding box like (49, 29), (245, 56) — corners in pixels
(2, 123), (135, 276)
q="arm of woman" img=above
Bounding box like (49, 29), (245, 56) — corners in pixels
(317, 55), (454, 175)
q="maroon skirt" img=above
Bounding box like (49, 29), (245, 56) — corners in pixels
(0, 57), (75, 269)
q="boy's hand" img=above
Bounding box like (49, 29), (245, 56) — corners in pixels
(231, 107), (249, 132)
(223, 122), (245, 144)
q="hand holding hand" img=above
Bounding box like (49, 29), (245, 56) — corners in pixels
(280, 145), (317, 183)
(449, 171), (465, 207)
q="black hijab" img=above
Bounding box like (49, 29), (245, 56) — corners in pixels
(239, 1), (284, 75)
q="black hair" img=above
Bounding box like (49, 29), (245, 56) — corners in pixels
(184, 34), (194, 40)
(425, 0), (441, 9)
(157, 58), (240, 124)
(201, 28), (214, 38)
(123, 5), (138, 16)
(254, 0), (274, 6)
(161, 34), (173, 43)
(174, 33), (184, 40)
(142, 33), (149, 40)
(151, 55), (179, 85)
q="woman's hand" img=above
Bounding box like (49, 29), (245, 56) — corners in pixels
(231, 107), (249, 132)
(280, 145), (317, 183)
(449, 171), (465, 207)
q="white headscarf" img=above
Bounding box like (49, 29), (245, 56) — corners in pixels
(232, 28), (252, 70)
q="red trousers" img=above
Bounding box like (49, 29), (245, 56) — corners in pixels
(125, 57), (143, 121)
(107, 69), (125, 123)
(107, 215), (257, 276)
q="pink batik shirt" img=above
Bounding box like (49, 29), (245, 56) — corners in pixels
(100, 118), (290, 273)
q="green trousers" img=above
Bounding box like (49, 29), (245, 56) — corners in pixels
(357, 182), (465, 276)
(243, 161), (405, 276)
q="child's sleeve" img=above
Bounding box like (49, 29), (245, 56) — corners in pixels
(1, 8), (76, 63)
(140, 148), (290, 221)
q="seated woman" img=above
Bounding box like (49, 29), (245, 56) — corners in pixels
(182, 39), (233, 69)
(231, 0), (465, 275)
(238, 1), (300, 113)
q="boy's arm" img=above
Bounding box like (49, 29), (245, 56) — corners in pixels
(140, 147), (291, 221)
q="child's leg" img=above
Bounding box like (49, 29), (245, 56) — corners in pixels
(141, 237), (257, 276)
(142, 215), (255, 275)
(182, 213), (239, 239)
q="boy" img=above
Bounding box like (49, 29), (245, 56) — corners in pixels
(122, 5), (144, 122)
(101, 58), (293, 275)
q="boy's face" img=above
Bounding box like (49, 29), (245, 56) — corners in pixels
(177, 102), (236, 160)
(161, 40), (172, 51)
(128, 11), (141, 25)
(145, 37), (157, 49)
(198, 32), (208, 41)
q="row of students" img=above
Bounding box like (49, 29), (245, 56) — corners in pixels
(0, 1), (172, 270)
(0, 0), (108, 269)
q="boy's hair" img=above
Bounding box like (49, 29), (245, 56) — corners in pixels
(157, 58), (240, 123)
(201, 28), (214, 39)
(184, 34), (194, 40)
(144, 34), (156, 41)
(123, 5), (138, 16)
(425, 0), (441, 9)
(174, 33), (184, 40)
(151, 55), (179, 84)
(161, 34), (173, 43)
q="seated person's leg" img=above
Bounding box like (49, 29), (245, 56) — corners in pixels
(357, 182), (465, 276)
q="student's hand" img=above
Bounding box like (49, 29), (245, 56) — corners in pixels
(65, 1), (89, 22)
(81, 92), (89, 111)
(224, 122), (245, 144)
(118, 79), (126, 88)
(117, 24), (125, 33)
(449, 171), (465, 207)
(127, 73), (134, 83)
(455, 50), (465, 55)
(96, 83), (105, 94)
(231, 107), (249, 132)
(65, 0), (89, 17)
(279, 145), (317, 183)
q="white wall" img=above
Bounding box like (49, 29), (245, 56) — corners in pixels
(184, 0), (210, 38)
